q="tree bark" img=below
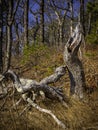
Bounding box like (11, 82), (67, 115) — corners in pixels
(14, 22), (20, 55)
(4, 0), (13, 71)
(4, 0), (20, 71)
(24, 0), (29, 45)
(64, 23), (86, 99)
(0, 0), (3, 73)
(80, 0), (85, 36)
(87, 13), (92, 35)
(40, 0), (45, 44)
(69, 0), (73, 36)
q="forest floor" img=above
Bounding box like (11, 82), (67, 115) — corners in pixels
(0, 45), (98, 130)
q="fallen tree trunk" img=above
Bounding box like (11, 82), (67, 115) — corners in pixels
(4, 67), (67, 102)
(0, 66), (68, 129)
(64, 23), (86, 99)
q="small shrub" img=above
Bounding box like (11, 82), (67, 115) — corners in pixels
(21, 44), (50, 65)
(86, 33), (98, 45)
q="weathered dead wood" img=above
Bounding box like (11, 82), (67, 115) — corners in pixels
(64, 23), (86, 99)
(0, 67), (68, 129)
(4, 67), (67, 102)
(0, 66), (68, 103)
(22, 93), (66, 129)
(40, 65), (67, 85)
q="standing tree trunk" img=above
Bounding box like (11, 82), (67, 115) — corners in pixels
(40, 0), (44, 44)
(24, 0), (29, 46)
(6, 24), (12, 71)
(14, 22), (20, 55)
(64, 23), (86, 99)
(87, 13), (92, 35)
(69, 0), (73, 36)
(4, 0), (13, 71)
(79, 0), (86, 59)
(57, 22), (62, 46)
(80, 0), (85, 36)
(0, 0), (3, 73)
(4, 0), (20, 71)
(33, 17), (40, 44)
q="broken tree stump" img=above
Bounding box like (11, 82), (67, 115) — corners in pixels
(64, 23), (86, 99)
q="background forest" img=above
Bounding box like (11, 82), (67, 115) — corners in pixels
(0, 0), (98, 72)
(0, 0), (98, 130)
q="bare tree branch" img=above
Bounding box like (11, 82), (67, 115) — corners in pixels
(40, 66), (67, 85)
(12, 0), (21, 22)
(50, 0), (70, 11)
(22, 94), (66, 129)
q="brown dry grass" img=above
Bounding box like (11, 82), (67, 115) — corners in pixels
(0, 45), (98, 130)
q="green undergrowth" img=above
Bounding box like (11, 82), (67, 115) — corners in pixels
(85, 52), (96, 58)
(21, 44), (50, 64)
(19, 45), (64, 80)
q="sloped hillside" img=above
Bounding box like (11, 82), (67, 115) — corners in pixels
(0, 45), (98, 130)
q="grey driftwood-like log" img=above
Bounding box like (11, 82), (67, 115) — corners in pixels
(64, 23), (86, 99)
(4, 67), (67, 102)
(40, 66), (67, 85)
(0, 67), (67, 129)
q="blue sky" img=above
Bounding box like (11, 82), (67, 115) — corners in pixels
(28, 0), (88, 27)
